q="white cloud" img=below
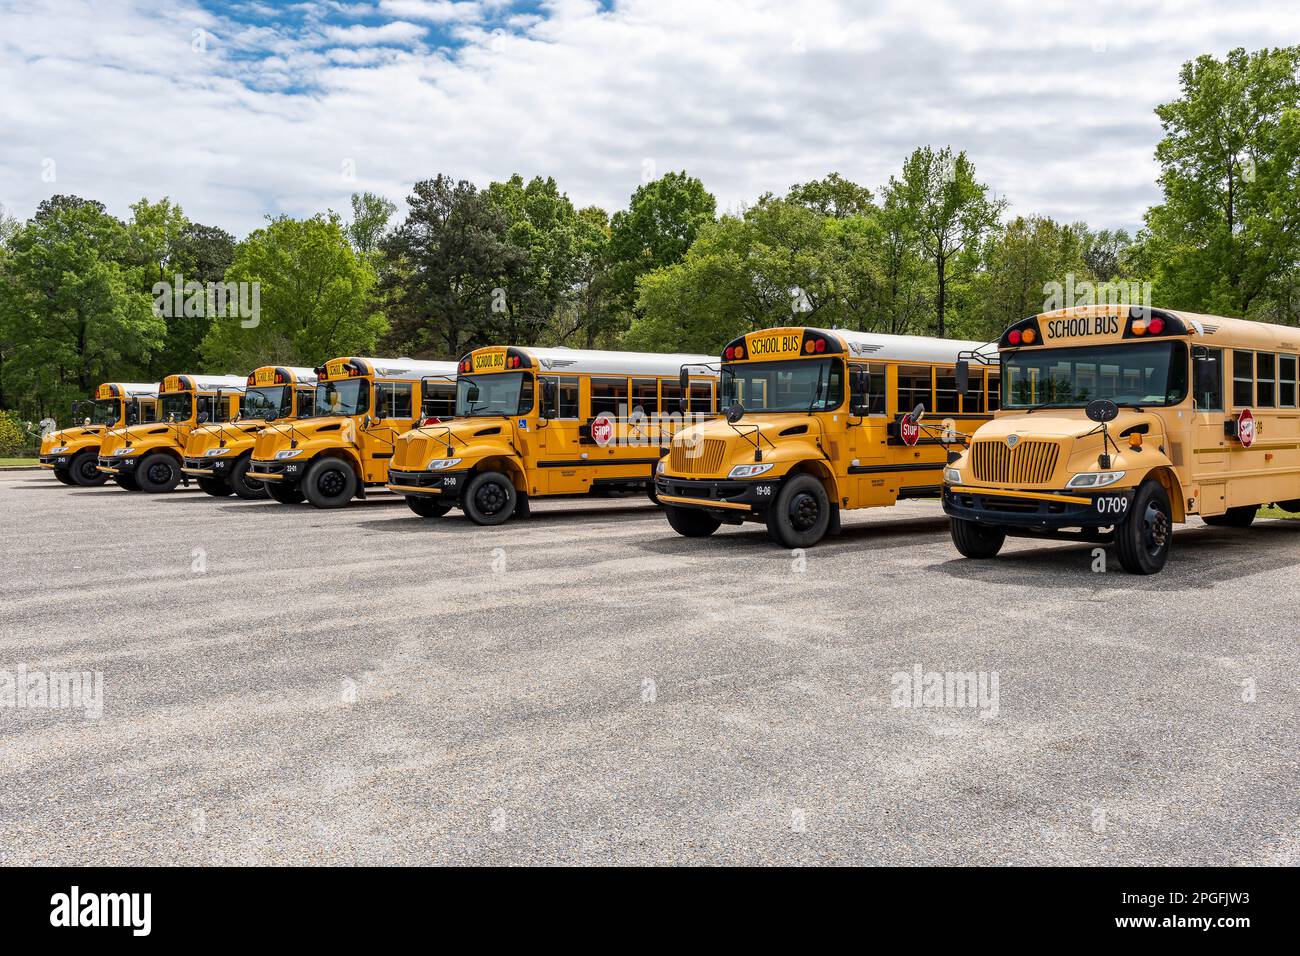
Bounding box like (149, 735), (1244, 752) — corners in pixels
(377, 0), (484, 23)
(2, 0), (1299, 238)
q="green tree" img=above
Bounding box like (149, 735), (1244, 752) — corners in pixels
(379, 175), (524, 359)
(0, 196), (163, 419)
(1142, 46), (1300, 321)
(607, 172), (716, 320)
(884, 146), (1006, 336)
(199, 214), (384, 372)
(347, 191), (398, 259)
(781, 171), (875, 219)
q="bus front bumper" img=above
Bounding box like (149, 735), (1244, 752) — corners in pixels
(97, 455), (139, 475)
(246, 459), (307, 484)
(943, 485), (1136, 530)
(39, 455), (69, 469)
(182, 456), (233, 478)
(654, 475), (776, 517)
(386, 469), (468, 498)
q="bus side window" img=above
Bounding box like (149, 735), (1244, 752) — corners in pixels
(142, 399), (160, 423)
(632, 378), (659, 416)
(1280, 355), (1297, 408)
(1231, 350), (1253, 408)
(689, 381), (714, 415)
(375, 382), (413, 418)
(591, 377), (628, 419)
(897, 365), (932, 414)
(1256, 353), (1276, 408)
(935, 367), (959, 414)
(1194, 348), (1224, 410)
(661, 380), (681, 412)
(541, 376), (579, 419)
(962, 369), (985, 414)
(987, 373), (1000, 412)
(850, 363), (886, 414)
(422, 382), (455, 419)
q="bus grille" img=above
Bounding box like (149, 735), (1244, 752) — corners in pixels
(971, 440), (1060, 485)
(670, 439), (726, 475)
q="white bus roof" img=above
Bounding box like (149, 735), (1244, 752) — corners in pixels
(830, 329), (990, 365)
(178, 375), (248, 392)
(519, 347), (718, 377)
(351, 358), (459, 380)
(107, 383), (161, 396)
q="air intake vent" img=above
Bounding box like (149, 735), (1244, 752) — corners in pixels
(971, 440), (1060, 485)
(474, 427), (502, 436)
(670, 439), (725, 475)
(779, 425), (809, 436)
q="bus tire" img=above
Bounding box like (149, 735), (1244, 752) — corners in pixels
(70, 450), (109, 486)
(136, 453), (181, 493)
(514, 491), (531, 519)
(1115, 479), (1173, 575)
(303, 457), (358, 508)
(114, 473), (141, 491)
(950, 517), (1005, 559)
(198, 477), (233, 497)
(406, 496), (451, 518)
(765, 473), (830, 548)
(229, 456), (269, 500)
(1203, 506), (1256, 528)
(462, 471), (517, 525)
(664, 504), (721, 537)
(1277, 499), (1300, 514)
(267, 482), (306, 505)
(53, 468), (76, 485)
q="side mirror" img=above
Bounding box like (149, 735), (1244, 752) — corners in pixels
(83, 417), (92, 428)
(955, 361), (970, 395)
(1086, 399), (1119, 423)
(725, 403), (745, 424)
(126, 410), (139, 425)
(197, 411), (209, 424)
(907, 403), (925, 424)
(678, 368), (690, 412)
(466, 384), (481, 403)
(540, 379), (555, 420)
(374, 405), (387, 421)
(362, 415), (373, 429)
(849, 368), (871, 416)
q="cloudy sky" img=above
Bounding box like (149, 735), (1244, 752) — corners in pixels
(3, 0), (1298, 236)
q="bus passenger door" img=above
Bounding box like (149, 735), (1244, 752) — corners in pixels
(1190, 346), (1228, 515)
(536, 375), (582, 494)
(365, 381), (416, 482)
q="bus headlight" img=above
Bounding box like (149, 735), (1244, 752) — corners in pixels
(943, 467), (962, 484)
(427, 458), (462, 470)
(1066, 471), (1126, 489)
(656, 458), (666, 475)
(205, 447), (230, 457)
(728, 463), (774, 479)
(274, 448), (303, 460)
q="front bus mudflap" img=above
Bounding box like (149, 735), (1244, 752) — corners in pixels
(654, 475), (778, 523)
(943, 485), (1137, 541)
(386, 468), (467, 499)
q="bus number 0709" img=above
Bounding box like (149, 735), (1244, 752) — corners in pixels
(1095, 495), (1128, 515)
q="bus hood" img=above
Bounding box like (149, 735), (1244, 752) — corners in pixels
(184, 421), (265, 457)
(669, 413), (825, 477)
(252, 416), (356, 458)
(101, 422), (186, 455)
(41, 425), (103, 454)
(976, 409), (1154, 442)
(393, 419), (510, 470)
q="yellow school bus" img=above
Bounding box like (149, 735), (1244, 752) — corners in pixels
(943, 305), (1300, 574)
(39, 382), (160, 486)
(655, 327), (992, 547)
(386, 346), (718, 523)
(248, 356), (458, 507)
(97, 374), (247, 492)
(180, 366), (318, 499)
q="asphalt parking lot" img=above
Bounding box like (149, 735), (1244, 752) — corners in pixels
(1, 469), (1297, 865)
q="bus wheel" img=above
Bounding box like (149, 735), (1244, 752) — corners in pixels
(198, 477), (232, 497)
(1276, 499), (1300, 514)
(950, 517), (1005, 559)
(1115, 480), (1172, 575)
(765, 474), (830, 548)
(70, 451), (108, 486)
(114, 473), (141, 491)
(136, 453), (181, 493)
(462, 471), (516, 525)
(53, 468), (76, 485)
(1203, 506), (1256, 528)
(664, 504), (721, 537)
(406, 496), (451, 518)
(229, 456), (269, 500)
(267, 482), (306, 504)
(303, 458), (358, 508)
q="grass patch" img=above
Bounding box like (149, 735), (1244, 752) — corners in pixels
(1257, 505), (1300, 520)
(0, 458), (38, 467)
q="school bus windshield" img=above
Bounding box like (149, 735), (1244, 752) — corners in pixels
(87, 399), (120, 425)
(241, 385), (291, 420)
(315, 379), (368, 417)
(456, 372), (534, 416)
(1004, 341), (1188, 409)
(720, 358), (843, 412)
(161, 392), (193, 421)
